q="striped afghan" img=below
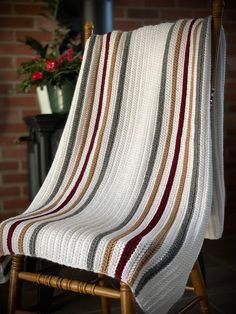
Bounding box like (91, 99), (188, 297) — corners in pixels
(0, 17), (225, 313)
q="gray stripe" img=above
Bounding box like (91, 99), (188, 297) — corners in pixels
(87, 24), (175, 271)
(135, 19), (208, 295)
(29, 32), (132, 256)
(42, 35), (97, 206)
(30, 35), (97, 213)
(29, 35), (97, 255)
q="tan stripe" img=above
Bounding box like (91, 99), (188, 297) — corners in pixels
(0, 38), (102, 256)
(128, 21), (202, 286)
(0, 36), (103, 255)
(15, 36), (103, 253)
(100, 20), (188, 274)
(18, 33), (122, 253)
(69, 32), (123, 206)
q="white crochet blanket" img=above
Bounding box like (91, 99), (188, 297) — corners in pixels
(0, 17), (225, 313)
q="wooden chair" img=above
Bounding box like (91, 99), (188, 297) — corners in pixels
(7, 1), (224, 313)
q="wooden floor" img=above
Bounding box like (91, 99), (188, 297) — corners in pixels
(0, 234), (235, 314)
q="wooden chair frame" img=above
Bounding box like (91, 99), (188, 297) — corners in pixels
(7, 1), (224, 313)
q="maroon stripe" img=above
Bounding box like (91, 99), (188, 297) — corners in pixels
(115, 21), (195, 279)
(7, 33), (111, 254)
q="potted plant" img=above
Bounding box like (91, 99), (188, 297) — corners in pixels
(17, 0), (82, 114)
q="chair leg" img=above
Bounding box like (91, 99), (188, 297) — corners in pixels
(8, 255), (24, 314)
(98, 274), (111, 314)
(191, 261), (211, 314)
(120, 282), (135, 314)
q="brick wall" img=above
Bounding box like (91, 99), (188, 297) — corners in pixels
(0, 0), (235, 234)
(0, 1), (51, 220)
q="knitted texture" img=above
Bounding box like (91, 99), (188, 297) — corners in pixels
(0, 17), (225, 313)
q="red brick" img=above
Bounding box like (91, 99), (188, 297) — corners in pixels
(4, 199), (29, 210)
(225, 10), (236, 20)
(226, 170), (236, 180)
(15, 57), (31, 68)
(14, 4), (42, 15)
(23, 184), (29, 196)
(225, 169), (236, 180)
(114, 20), (143, 30)
(0, 124), (28, 133)
(0, 83), (16, 95)
(0, 17), (34, 28)
(176, 0), (210, 8)
(225, 160), (236, 168)
(0, 211), (19, 222)
(128, 8), (158, 19)
(226, 70), (236, 80)
(3, 173), (28, 184)
(21, 160), (28, 171)
(22, 109), (40, 117)
(0, 31), (14, 41)
(115, 0), (144, 5)
(226, 194), (236, 206)
(224, 91), (236, 101)
(0, 3), (13, 15)
(145, 0), (176, 7)
(0, 187), (20, 197)
(224, 212), (236, 234)
(227, 46), (236, 57)
(0, 109), (21, 123)
(224, 93), (236, 104)
(0, 57), (13, 68)
(0, 136), (19, 146)
(225, 1), (236, 10)
(2, 147), (27, 159)
(0, 43), (33, 55)
(225, 136), (236, 146)
(15, 31), (52, 42)
(0, 161), (18, 171)
(0, 70), (18, 82)
(227, 104), (236, 113)
(225, 181), (236, 191)
(225, 148), (236, 163)
(114, 7), (125, 18)
(143, 19), (161, 26)
(1, 96), (38, 107)
(226, 65), (236, 76)
(225, 80), (236, 91)
(224, 22), (236, 34)
(225, 128), (236, 136)
(192, 9), (213, 18)
(160, 9), (193, 19)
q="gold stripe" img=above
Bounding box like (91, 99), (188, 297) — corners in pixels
(128, 21), (202, 286)
(18, 33), (122, 253)
(100, 20), (188, 274)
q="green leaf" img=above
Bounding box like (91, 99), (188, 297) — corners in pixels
(24, 37), (47, 57)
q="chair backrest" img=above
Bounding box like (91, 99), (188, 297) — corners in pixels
(84, 21), (94, 45)
(212, 0), (224, 89)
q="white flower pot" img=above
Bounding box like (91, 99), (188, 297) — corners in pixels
(36, 86), (52, 114)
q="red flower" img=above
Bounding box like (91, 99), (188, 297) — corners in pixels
(78, 55), (83, 61)
(58, 54), (66, 63)
(46, 59), (58, 71)
(67, 48), (74, 62)
(32, 71), (44, 80)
